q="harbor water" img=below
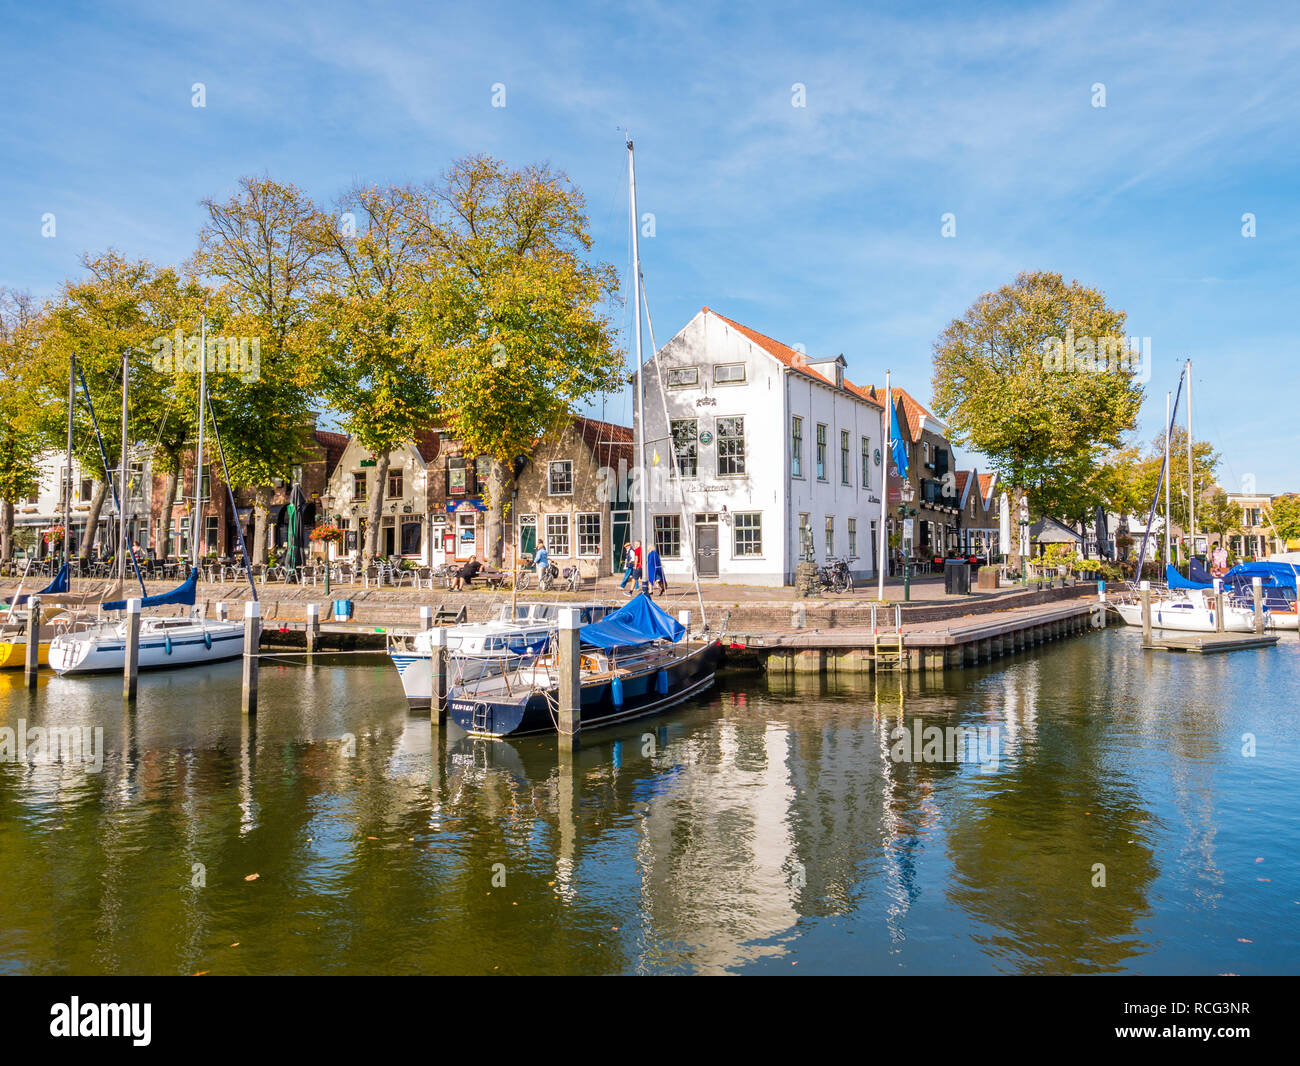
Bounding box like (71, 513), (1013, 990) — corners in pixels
(1, 627), (1297, 975)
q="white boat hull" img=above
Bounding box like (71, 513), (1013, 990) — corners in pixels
(1113, 599), (1255, 633)
(49, 619), (246, 675)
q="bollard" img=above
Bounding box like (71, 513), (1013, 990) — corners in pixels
(123, 597), (141, 701)
(1252, 577), (1264, 635)
(1098, 580), (1106, 604)
(420, 605), (434, 630)
(216, 601), (228, 623)
(429, 626), (448, 728)
(24, 595), (41, 689)
(242, 601), (260, 715)
(1139, 581), (1151, 644)
(676, 609), (692, 639)
(557, 607), (581, 749)
(306, 602), (320, 654)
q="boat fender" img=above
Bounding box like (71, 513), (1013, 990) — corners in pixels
(611, 676), (624, 708)
(203, 632), (212, 650)
(656, 669), (668, 695)
(165, 635), (173, 656)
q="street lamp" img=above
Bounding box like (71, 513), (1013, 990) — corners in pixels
(897, 482), (917, 602)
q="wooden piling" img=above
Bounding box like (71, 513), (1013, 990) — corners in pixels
(242, 601), (260, 715)
(216, 601), (227, 623)
(420, 605), (435, 630)
(429, 626), (448, 729)
(1140, 581), (1152, 644)
(1252, 577), (1265, 635)
(306, 602), (320, 654)
(123, 597), (141, 701)
(557, 607), (581, 749)
(24, 595), (40, 689)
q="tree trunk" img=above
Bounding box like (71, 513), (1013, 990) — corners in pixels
(364, 453), (389, 564)
(157, 471), (178, 559)
(483, 459), (509, 568)
(79, 480), (107, 560)
(251, 485), (272, 564)
(1, 499), (12, 562)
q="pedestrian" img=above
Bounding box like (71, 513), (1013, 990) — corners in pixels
(626, 539), (643, 595)
(618, 542), (637, 590)
(646, 546), (666, 597)
(534, 542), (550, 583)
(1211, 542), (1229, 577)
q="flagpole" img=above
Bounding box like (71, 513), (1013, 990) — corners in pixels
(877, 370), (890, 601)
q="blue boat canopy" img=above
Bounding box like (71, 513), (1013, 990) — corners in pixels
(12, 563), (71, 606)
(1167, 564), (1211, 590)
(579, 593), (685, 650)
(1223, 561), (1298, 591)
(102, 569), (198, 612)
(1188, 558), (1214, 584)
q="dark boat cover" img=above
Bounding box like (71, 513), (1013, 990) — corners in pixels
(1188, 558), (1214, 584)
(102, 569), (199, 612)
(12, 563), (70, 606)
(578, 592), (685, 650)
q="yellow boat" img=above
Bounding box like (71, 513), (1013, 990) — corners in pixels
(0, 635), (52, 668)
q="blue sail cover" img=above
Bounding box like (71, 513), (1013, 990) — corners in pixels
(1188, 558), (1214, 584)
(1223, 562), (1298, 591)
(1167, 564), (1211, 590)
(12, 563), (70, 606)
(579, 593), (685, 650)
(102, 569), (199, 612)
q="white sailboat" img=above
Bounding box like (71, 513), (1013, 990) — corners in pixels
(49, 326), (248, 676)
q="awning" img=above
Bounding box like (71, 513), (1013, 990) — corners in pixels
(236, 507), (254, 521)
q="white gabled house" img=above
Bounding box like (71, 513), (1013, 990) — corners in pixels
(636, 307), (886, 587)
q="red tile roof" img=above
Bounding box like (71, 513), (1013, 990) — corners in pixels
(313, 430), (349, 477)
(574, 416), (632, 468)
(703, 308), (882, 409)
(955, 470), (972, 497)
(978, 472), (997, 503)
(864, 385), (943, 443)
(413, 430), (441, 464)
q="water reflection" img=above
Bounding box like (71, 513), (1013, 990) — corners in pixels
(1, 629), (1297, 974)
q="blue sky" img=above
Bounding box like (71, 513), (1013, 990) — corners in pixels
(3, 0), (1297, 492)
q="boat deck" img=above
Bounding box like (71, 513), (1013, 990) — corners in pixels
(1141, 632), (1280, 653)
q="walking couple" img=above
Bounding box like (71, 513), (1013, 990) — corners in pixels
(619, 539), (666, 597)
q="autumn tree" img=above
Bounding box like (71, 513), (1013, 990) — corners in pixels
(0, 289), (57, 562)
(931, 271), (1144, 568)
(307, 184), (441, 563)
(1267, 493), (1300, 544)
(1200, 488), (1238, 546)
(413, 157), (624, 565)
(193, 176), (324, 562)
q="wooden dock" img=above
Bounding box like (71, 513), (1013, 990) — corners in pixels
(1141, 632), (1280, 654)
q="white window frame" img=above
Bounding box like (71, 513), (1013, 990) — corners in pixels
(713, 362), (746, 385)
(667, 366), (699, 388)
(815, 423), (827, 481)
(654, 514), (682, 558)
(825, 515), (834, 557)
(861, 436), (871, 490)
(733, 512), (763, 557)
(791, 415), (803, 479)
(716, 416), (746, 477)
(576, 512), (602, 558)
(548, 460), (574, 496)
(848, 517), (857, 559)
(840, 429), (851, 486)
(545, 513), (571, 556)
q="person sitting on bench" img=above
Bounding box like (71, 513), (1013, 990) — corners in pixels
(452, 556), (483, 590)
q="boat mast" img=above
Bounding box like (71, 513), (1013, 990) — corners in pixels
(1185, 358), (1194, 562)
(877, 369), (891, 601)
(64, 352), (75, 568)
(1164, 390), (1171, 570)
(627, 137), (649, 555)
(192, 314), (207, 569)
(119, 349), (130, 585)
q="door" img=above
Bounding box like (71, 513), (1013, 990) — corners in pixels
(696, 522), (719, 577)
(456, 512), (477, 559)
(611, 509), (630, 575)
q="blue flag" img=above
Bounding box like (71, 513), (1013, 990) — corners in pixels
(889, 396), (909, 478)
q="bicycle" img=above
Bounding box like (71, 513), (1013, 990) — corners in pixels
(537, 563), (560, 593)
(816, 557), (853, 594)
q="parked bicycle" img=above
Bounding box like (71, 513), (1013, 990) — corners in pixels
(816, 557), (853, 593)
(537, 562), (561, 592)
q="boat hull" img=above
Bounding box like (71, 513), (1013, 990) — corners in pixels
(49, 622), (246, 675)
(0, 639), (50, 669)
(1113, 600), (1255, 632)
(448, 640), (722, 738)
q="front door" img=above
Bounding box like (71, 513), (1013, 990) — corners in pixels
(695, 520), (719, 577)
(611, 509), (630, 575)
(456, 512), (477, 559)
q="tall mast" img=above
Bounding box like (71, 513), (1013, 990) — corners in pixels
(1170, 392), (1180, 574)
(64, 352), (75, 567)
(192, 314), (207, 568)
(627, 137), (648, 553)
(877, 370), (891, 600)
(119, 349), (130, 584)
(1185, 358), (1194, 560)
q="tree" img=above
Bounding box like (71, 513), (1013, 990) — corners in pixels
(307, 184), (441, 563)
(413, 156), (624, 565)
(1268, 493), (1300, 544)
(931, 271), (1144, 568)
(193, 176), (324, 562)
(0, 288), (56, 561)
(1201, 488), (1238, 546)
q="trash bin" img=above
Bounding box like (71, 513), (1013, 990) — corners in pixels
(944, 558), (970, 595)
(333, 599), (354, 621)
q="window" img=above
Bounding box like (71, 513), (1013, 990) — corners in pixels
(204, 515), (219, 552)
(840, 430), (851, 485)
(734, 512), (762, 556)
(970, 494), (976, 518)
(861, 437), (871, 489)
(291, 465), (303, 485)
(670, 419), (698, 477)
(716, 417), (746, 476)
(79, 478), (93, 501)
(577, 513), (601, 557)
(400, 520), (421, 555)
(815, 423), (827, 481)
(518, 514), (537, 557)
(387, 471), (403, 498)
(825, 515), (834, 557)
(791, 416), (803, 478)
(446, 456), (474, 496)
(546, 514), (570, 556)
(923, 441), (931, 466)
(548, 461), (573, 496)
(714, 362), (746, 384)
(352, 473), (368, 503)
(848, 517), (858, 558)
(654, 514), (682, 558)
(798, 513), (812, 561)
(667, 367), (698, 388)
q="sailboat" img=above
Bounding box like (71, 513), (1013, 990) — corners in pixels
(440, 139), (721, 738)
(48, 326), (249, 675)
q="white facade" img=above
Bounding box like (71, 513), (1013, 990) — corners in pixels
(323, 438), (439, 564)
(16, 450), (153, 557)
(637, 308), (885, 586)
